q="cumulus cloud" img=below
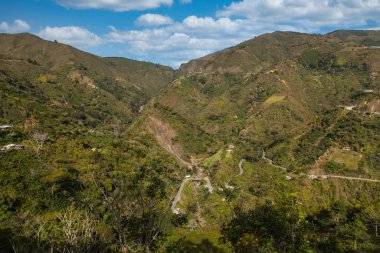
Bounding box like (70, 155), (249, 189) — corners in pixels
(218, 0), (380, 31)
(46, 0), (380, 67)
(38, 26), (103, 47)
(136, 14), (173, 26)
(0, 19), (30, 33)
(55, 0), (173, 11)
(107, 16), (268, 67)
(101, 1), (380, 67)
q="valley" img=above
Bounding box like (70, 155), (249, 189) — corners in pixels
(0, 30), (380, 252)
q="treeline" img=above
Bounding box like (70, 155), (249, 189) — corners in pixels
(221, 195), (380, 253)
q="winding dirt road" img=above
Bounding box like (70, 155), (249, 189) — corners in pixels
(261, 150), (287, 171)
(262, 150), (380, 183)
(204, 177), (214, 193)
(171, 160), (214, 214)
(171, 178), (191, 214)
(303, 174), (380, 183)
(225, 159), (245, 189)
(237, 159), (245, 177)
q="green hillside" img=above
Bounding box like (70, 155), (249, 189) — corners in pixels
(139, 31), (380, 252)
(0, 34), (181, 252)
(1, 31), (380, 252)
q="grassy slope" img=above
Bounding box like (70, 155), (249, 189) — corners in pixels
(0, 33), (175, 108)
(0, 35), (182, 252)
(1, 30), (380, 251)
(136, 31), (380, 250)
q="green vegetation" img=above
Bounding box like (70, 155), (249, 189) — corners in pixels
(1, 30), (380, 252)
(222, 198), (380, 252)
(263, 95), (286, 106)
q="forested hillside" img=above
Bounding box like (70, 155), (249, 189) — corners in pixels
(1, 31), (380, 252)
(139, 30), (380, 252)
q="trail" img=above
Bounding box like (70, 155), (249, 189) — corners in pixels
(171, 178), (191, 214)
(303, 174), (380, 183)
(261, 150), (380, 183)
(204, 177), (214, 193)
(171, 158), (214, 214)
(261, 150), (287, 171)
(225, 159), (245, 189)
(237, 159), (245, 177)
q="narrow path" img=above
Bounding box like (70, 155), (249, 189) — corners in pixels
(225, 159), (245, 189)
(262, 150), (380, 183)
(171, 178), (191, 214)
(302, 174), (380, 183)
(261, 150), (287, 171)
(171, 158), (214, 214)
(204, 177), (214, 193)
(236, 159), (245, 177)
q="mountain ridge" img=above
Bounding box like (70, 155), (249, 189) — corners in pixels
(0, 30), (379, 252)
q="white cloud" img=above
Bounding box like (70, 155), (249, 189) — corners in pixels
(44, 0), (380, 68)
(180, 0), (192, 4)
(102, 1), (380, 67)
(55, 0), (173, 11)
(106, 16), (263, 67)
(136, 14), (173, 26)
(0, 19), (30, 33)
(218, 0), (380, 31)
(181, 16), (240, 34)
(38, 26), (103, 48)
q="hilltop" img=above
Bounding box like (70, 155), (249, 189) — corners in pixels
(0, 33), (174, 99)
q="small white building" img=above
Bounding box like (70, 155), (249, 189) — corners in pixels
(0, 125), (13, 130)
(285, 175), (292, 180)
(1, 144), (24, 151)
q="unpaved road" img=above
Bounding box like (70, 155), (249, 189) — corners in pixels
(237, 159), (245, 177)
(262, 150), (380, 183)
(262, 150), (287, 171)
(171, 178), (191, 214)
(171, 159), (214, 214)
(225, 159), (245, 189)
(204, 177), (214, 193)
(303, 174), (380, 183)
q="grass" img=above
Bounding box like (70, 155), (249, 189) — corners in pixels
(167, 230), (233, 253)
(329, 148), (362, 170)
(203, 148), (224, 168)
(263, 95), (286, 106)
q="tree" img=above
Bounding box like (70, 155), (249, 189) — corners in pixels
(365, 204), (380, 237)
(58, 206), (97, 253)
(31, 132), (48, 156)
(221, 195), (311, 253)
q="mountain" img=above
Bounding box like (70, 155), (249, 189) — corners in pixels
(1, 31), (380, 252)
(0, 34), (174, 130)
(137, 30), (380, 250)
(0, 33), (180, 252)
(0, 33), (174, 109)
(149, 31), (379, 157)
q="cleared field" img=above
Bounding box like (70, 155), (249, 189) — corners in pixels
(263, 95), (286, 106)
(329, 148), (362, 170)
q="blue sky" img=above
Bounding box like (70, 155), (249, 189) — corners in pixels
(1, 0), (380, 68)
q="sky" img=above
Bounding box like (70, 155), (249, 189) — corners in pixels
(1, 0), (380, 68)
